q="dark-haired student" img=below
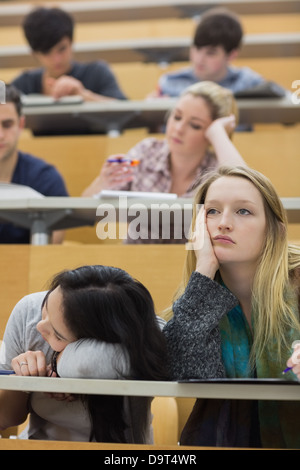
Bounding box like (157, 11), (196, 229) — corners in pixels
(12, 7), (126, 101)
(0, 265), (167, 442)
(150, 8), (283, 98)
(0, 85), (68, 243)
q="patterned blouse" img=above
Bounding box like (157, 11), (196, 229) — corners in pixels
(119, 137), (217, 197)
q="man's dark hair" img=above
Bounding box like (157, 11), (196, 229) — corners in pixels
(5, 84), (22, 116)
(23, 7), (74, 53)
(193, 8), (243, 53)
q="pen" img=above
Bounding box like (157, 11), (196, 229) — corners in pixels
(107, 158), (139, 166)
(282, 366), (293, 375)
(0, 370), (15, 375)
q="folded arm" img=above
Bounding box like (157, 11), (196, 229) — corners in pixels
(163, 272), (238, 380)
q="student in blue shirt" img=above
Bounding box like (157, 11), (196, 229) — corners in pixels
(150, 8), (284, 99)
(0, 85), (69, 243)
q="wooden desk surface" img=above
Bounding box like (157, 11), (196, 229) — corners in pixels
(0, 32), (299, 68)
(0, 0), (298, 26)
(0, 438), (206, 451)
(0, 376), (299, 401)
(18, 97), (300, 136)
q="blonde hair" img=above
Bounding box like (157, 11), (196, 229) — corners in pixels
(163, 166), (300, 360)
(182, 81), (239, 137)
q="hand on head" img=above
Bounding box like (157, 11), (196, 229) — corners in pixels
(187, 205), (219, 279)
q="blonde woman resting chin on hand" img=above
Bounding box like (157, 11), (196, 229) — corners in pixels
(82, 81), (246, 199)
(163, 166), (300, 449)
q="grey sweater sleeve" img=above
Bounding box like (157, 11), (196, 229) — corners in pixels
(57, 339), (130, 379)
(57, 315), (165, 379)
(163, 272), (238, 380)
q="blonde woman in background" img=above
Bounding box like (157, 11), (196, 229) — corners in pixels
(83, 81), (246, 199)
(163, 166), (300, 448)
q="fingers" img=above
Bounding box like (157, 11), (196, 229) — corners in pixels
(49, 76), (84, 99)
(287, 342), (300, 379)
(286, 342), (300, 378)
(205, 115), (236, 141)
(101, 157), (134, 188)
(12, 351), (47, 377)
(44, 393), (77, 402)
(188, 205), (206, 251)
(187, 205), (219, 278)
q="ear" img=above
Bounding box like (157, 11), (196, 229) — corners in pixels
(227, 49), (239, 63)
(18, 115), (26, 132)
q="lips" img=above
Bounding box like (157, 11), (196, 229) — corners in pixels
(172, 136), (183, 144)
(213, 235), (235, 244)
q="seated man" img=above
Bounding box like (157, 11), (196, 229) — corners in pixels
(12, 7), (126, 102)
(0, 85), (69, 243)
(151, 8), (284, 98)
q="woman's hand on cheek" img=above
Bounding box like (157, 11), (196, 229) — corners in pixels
(11, 351), (47, 377)
(187, 205), (219, 279)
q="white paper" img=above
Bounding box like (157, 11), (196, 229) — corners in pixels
(97, 190), (178, 200)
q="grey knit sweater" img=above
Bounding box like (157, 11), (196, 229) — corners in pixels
(163, 271), (238, 380)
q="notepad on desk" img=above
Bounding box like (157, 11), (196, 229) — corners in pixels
(178, 378), (299, 385)
(234, 81), (286, 99)
(21, 94), (84, 107)
(0, 183), (44, 199)
(96, 190), (178, 200)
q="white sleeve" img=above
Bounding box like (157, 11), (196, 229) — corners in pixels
(57, 339), (130, 379)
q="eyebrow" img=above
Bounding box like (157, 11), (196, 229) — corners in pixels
(173, 108), (208, 124)
(1, 119), (14, 125)
(205, 199), (257, 206)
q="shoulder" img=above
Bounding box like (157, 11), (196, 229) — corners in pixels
(223, 66), (264, 91)
(17, 151), (49, 168)
(13, 291), (47, 311)
(16, 152), (68, 196)
(1, 291), (50, 365)
(11, 68), (43, 93)
(9, 291), (47, 328)
(16, 151), (61, 180)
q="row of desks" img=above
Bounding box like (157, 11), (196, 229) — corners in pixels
(0, 196), (299, 245)
(0, 0), (299, 26)
(0, 376), (299, 401)
(1, 32), (299, 68)
(21, 96), (300, 136)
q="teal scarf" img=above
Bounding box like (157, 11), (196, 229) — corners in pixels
(219, 304), (300, 448)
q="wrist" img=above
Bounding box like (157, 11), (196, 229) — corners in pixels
(80, 88), (96, 101)
(206, 123), (227, 143)
(195, 261), (218, 279)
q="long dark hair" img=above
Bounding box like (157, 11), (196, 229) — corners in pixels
(45, 265), (168, 442)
